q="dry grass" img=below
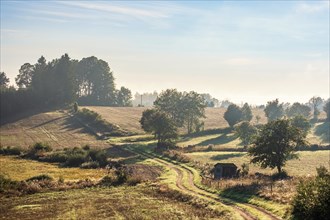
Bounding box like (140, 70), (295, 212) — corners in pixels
(85, 106), (148, 134)
(186, 150), (330, 176)
(0, 185), (226, 220)
(0, 156), (107, 182)
(0, 111), (108, 149)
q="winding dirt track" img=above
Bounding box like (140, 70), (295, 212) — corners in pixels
(126, 147), (282, 220)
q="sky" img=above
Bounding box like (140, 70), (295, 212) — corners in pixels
(1, 0), (329, 105)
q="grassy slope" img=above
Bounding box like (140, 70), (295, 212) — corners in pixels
(0, 111), (107, 149)
(186, 150), (330, 176)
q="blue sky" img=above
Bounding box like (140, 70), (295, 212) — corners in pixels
(1, 0), (329, 104)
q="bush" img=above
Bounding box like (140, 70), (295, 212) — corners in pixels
(26, 174), (53, 182)
(44, 152), (68, 163)
(26, 142), (52, 159)
(64, 153), (87, 167)
(32, 142), (52, 152)
(0, 146), (23, 155)
(0, 174), (17, 192)
(80, 161), (100, 169)
(292, 168), (330, 220)
(241, 163), (249, 177)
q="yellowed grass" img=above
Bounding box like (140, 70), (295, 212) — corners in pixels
(0, 111), (107, 149)
(186, 150), (330, 176)
(0, 156), (107, 181)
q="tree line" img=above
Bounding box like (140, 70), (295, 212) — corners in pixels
(0, 54), (132, 120)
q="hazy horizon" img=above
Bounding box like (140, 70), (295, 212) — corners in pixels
(1, 1), (329, 105)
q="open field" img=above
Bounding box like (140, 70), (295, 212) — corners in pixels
(0, 156), (107, 181)
(186, 150), (330, 176)
(0, 111), (108, 149)
(0, 185), (225, 220)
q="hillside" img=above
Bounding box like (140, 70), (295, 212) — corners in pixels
(84, 107), (269, 133)
(0, 111), (108, 149)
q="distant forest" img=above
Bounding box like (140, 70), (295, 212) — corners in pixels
(0, 54), (132, 119)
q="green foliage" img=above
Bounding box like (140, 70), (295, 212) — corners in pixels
(248, 119), (306, 173)
(291, 115), (311, 136)
(0, 146), (24, 155)
(324, 100), (330, 120)
(286, 102), (311, 118)
(309, 96), (323, 120)
(292, 167), (330, 220)
(0, 72), (10, 88)
(264, 99), (284, 121)
(224, 104), (243, 127)
(116, 86), (132, 107)
(0, 174), (17, 193)
(241, 103), (253, 121)
(235, 121), (258, 145)
(154, 89), (206, 134)
(26, 174), (54, 182)
(140, 109), (178, 147)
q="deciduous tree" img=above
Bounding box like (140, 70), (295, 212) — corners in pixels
(248, 119), (306, 174)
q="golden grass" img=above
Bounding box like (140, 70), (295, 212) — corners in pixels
(0, 111), (107, 149)
(0, 185), (225, 220)
(186, 150), (330, 176)
(0, 156), (107, 181)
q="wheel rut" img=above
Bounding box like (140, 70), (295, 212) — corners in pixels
(126, 147), (259, 220)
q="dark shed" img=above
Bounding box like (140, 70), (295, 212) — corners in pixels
(213, 163), (237, 179)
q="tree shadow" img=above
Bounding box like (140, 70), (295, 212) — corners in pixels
(210, 152), (244, 161)
(198, 133), (238, 146)
(315, 122), (330, 143)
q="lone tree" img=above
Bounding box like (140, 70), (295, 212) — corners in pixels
(248, 119), (306, 174)
(235, 121), (258, 146)
(224, 104), (243, 127)
(309, 96), (323, 121)
(264, 99), (284, 121)
(0, 72), (10, 88)
(241, 103), (253, 122)
(140, 109), (178, 147)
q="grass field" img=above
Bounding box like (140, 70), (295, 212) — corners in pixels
(0, 111), (108, 149)
(0, 156), (107, 181)
(186, 150), (330, 176)
(0, 185), (224, 220)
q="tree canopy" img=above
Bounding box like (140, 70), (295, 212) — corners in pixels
(140, 109), (178, 147)
(286, 102), (311, 118)
(241, 103), (253, 122)
(0, 54), (132, 120)
(264, 99), (284, 121)
(309, 96), (323, 120)
(0, 72), (10, 88)
(224, 104), (243, 127)
(248, 119), (306, 173)
(154, 89), (206, 134)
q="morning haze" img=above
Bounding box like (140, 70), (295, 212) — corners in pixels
(0, 1), (330, 220)
(1, 1), (329, 104)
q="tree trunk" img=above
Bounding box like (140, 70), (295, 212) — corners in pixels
(277, 165), (282, 174)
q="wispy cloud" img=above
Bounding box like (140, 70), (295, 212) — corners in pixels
(58, 1), (170, 19)
(296, 1), (330, 13)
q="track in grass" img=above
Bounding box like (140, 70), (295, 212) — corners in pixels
(125, 146), (282, 220)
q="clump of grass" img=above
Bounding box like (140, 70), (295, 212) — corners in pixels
(26, 174), (53, 182)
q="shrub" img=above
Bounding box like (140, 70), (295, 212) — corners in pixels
(80, 161), (100, 169)
(99, 175), (116, 186)
(26, 142), (52, 159)
(0, 174), (17, 192)
(292, 168), (330, 220)
(241, 163), (249, 177)
(0, 146), (23, 155)
(73, 102), (78, 113)
(26, 174), (53, 182)
(32, 142), (52, 152)
(44, 152), (68, 163)
(64, 153), (86, 167)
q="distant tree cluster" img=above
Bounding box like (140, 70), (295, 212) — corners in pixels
(224, 103), (253, 127)
(0, 54), (132, 120)
(140, 89), (206, 146)
(132, 91), (158, 107)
